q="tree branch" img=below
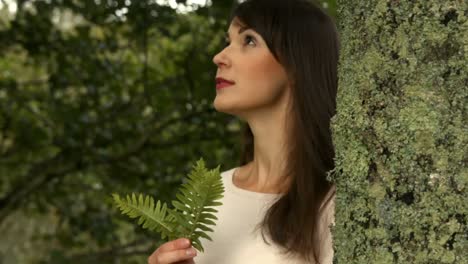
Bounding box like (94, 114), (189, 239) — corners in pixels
(0, 107), (218, 224)
(0, 152), (79, 222)
(99, 107), (217, 163)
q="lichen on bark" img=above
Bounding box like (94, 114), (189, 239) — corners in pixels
(331, 1), (467, 263)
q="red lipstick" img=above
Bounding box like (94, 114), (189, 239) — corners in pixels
(216, 77), (235, 90)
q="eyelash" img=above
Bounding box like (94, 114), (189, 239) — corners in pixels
(244, 35), (256, 46)
(224, 34), (256, 47)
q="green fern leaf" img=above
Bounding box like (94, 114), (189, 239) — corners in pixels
(168, 158), (224, 252)
(112, 158), (224, 253)
(112, 193), (174, 239)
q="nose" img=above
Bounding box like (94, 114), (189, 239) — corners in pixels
(213, 47), (230, 68)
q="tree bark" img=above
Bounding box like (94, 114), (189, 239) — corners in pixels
(331, 0), (466, 263)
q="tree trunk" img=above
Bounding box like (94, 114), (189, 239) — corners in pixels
(331, 1), (466, 263)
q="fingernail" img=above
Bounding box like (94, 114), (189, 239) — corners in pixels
(186, 248), (196, 256)
(182, 239), (190, 246)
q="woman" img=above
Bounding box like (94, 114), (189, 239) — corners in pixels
(148, 0), (339, 263)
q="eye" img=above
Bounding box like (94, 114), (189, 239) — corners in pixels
(243, 34), (256, 46)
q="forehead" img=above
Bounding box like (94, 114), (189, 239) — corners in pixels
(227, 17), (250, 36)
(231, 17), (246, 28)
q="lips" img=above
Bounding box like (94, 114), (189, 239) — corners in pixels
(215, 77), (235, 90)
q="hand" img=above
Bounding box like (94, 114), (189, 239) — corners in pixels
(148, 238), (197, 264)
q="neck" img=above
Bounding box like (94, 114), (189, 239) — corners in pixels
(239, 111), (292, 193)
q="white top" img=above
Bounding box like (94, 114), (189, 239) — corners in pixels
(193, 167), (335, 264)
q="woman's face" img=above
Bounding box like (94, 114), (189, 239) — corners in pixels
(212, 18), (290, 119)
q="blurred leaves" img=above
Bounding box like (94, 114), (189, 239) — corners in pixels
(0, 0), (336, 263)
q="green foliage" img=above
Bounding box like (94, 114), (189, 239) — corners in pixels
(0, 0), (336, 263)
(112, 158), (224, 252)
(332, 0), (467, 263)
(0, 1), (240, 263)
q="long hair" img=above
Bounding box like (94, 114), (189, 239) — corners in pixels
(231, 0), (340, 262)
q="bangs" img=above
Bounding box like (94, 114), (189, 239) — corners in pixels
(229, 0), (287, 63)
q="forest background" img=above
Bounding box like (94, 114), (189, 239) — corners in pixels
(0, 1), (336, 263)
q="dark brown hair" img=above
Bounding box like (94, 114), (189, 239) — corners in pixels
(231, 0), (340, 262)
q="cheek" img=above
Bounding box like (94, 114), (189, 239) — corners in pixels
(242, 55), (288, 99)
(245, 55), (281, 82)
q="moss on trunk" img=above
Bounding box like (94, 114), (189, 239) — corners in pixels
(331, 1), (467, 263)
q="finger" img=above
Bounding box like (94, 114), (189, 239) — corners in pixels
(157, 238), (191, 254)
(154, 247), (197, 264)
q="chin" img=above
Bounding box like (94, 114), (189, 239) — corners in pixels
(213, 100), (236, 115)
(213, 97), (246, 118)
(213, 94), (276, 120)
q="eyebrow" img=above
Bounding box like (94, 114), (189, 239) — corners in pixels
(236, 25), (249, 34)
(225, 25), (250, 40)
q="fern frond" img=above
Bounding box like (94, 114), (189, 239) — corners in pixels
(112, 158), (224, 253)
(169, 158), (224, 252)
(112, 193), (173, 239)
